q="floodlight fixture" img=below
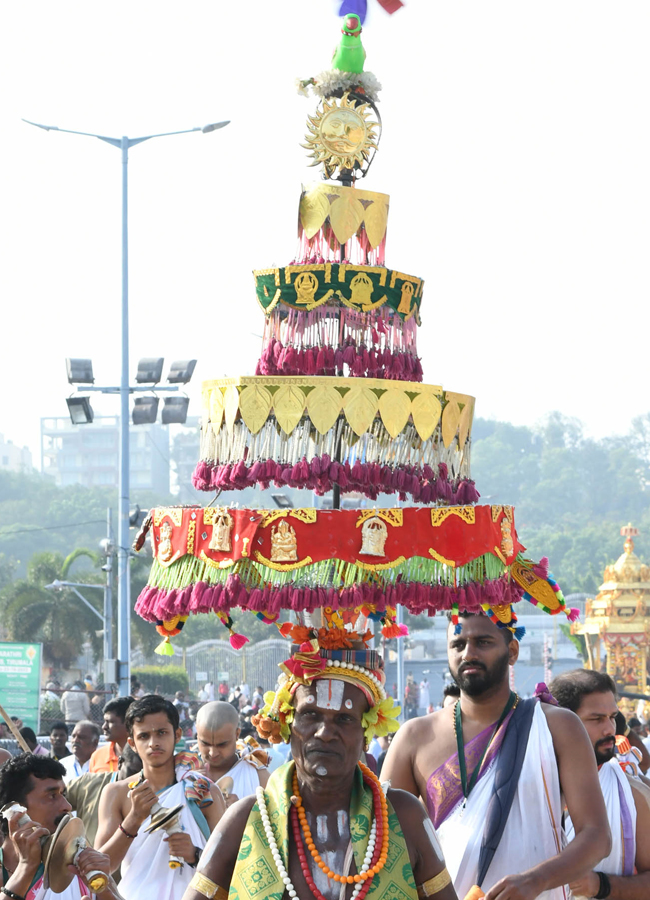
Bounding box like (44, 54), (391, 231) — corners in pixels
(167, 359), (197, 384)
(135, 358), (164, 384)
(66, 396), (94, 424)
(272, 493), (293, 509)
(66, 358), (94, 384)
(161, 396), (190, 424)
(132, 396), (159, 425)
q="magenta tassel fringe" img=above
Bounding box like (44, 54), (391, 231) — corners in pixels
(134, 575), (525, 624)
(192, 456), (479, 505)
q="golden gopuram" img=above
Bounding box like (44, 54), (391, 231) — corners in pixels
(576, 524), (650, 700)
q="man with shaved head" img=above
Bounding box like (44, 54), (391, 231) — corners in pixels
(196, 701), (269, 800)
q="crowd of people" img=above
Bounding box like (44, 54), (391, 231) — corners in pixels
(2, 614), (650, 899)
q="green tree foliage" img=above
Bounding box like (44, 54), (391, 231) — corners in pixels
(1, 550), (103, 669)
(472, 412), (650, 594)
(131, 665), (189, 694)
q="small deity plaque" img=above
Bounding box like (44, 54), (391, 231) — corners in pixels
(209, 509), (234, 553)
(271, 519), (298, 562)
(359, 515), (388, 557)
(158, 521), (174, 563)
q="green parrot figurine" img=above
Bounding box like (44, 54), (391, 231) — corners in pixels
(331, 14), (366, 74)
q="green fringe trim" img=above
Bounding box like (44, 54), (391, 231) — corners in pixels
(145, 551), (510, 592)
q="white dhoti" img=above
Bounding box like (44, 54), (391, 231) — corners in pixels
(31, 875), (87, 900)
(566, 758), (636, 876)
(119, 782), (207, 900)
(437, 704), (567, 900)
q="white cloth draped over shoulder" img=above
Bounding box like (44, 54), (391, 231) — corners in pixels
(223, 757), (263, 800)
(437, 703), (567, 900)
(30, 874), (87, 900)
(566, 758), (637, 877)
(119, 781), (207, 900)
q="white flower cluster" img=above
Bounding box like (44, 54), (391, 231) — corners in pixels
(296, 69), (382, 103)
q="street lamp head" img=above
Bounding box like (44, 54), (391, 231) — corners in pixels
(45, 580), (64, 591)
(22, 118), (59, 132)
(202, 121), (230, 133)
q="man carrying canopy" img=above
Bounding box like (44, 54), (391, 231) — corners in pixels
(182, 622), (457, 900)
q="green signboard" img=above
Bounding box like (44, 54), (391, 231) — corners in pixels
(0, 642), (42, 732)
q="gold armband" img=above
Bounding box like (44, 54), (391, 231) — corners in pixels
(188, 871), (228, 900)
(417, 868), (452, 897)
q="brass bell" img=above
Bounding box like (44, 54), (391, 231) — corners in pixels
(42, 814), (108, 893)
(216, 775), (234, 800)
(145, 802), (185, 869)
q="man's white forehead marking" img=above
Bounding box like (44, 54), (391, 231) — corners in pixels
(316, 679), (344, 710)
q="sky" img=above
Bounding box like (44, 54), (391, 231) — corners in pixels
(1, 1), (649, 466)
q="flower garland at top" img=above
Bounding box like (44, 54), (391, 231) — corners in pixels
(251, 622), (401, 745)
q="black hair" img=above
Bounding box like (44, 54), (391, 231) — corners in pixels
(0, 754), (66, 836)
(19, 727), (37, 747)
(446, 610), (513, 644)
(103, 695), (135, 720)
(442, 683), (461, 700)
(125, 695), (179, 736)
(549, 669), (617, 713)
(629, 717), (642, 728)
(50, 721), (68, 735)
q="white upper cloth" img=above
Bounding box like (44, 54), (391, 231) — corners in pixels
(31, 873), (87, 900)
(437, 703), (567, 900)
(222, 757), (263, 799)
(119, 781), (206, 900)
(60, 755), (91, 784)
(566, 758), (637, 877)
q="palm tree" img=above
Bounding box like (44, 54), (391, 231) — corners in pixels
(1, 550), (103, 669)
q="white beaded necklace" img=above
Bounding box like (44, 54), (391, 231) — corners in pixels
(255, 784), (380, 900)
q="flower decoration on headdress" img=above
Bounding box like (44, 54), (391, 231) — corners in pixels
(361, 697), (401, 743)
(251, 680), (295, 744)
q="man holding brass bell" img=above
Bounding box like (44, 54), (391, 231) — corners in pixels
(96, 696), (225, 900)
(0, 754), (115, 900)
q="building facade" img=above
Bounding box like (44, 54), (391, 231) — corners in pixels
(0, 433), (33, 473)
(40, 415), (170, 493)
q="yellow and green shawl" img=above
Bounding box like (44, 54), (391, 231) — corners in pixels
(229, 761), (417, 900)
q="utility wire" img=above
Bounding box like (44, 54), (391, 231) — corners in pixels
(0, 519), (106, 538)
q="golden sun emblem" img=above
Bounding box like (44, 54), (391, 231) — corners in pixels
(302, 93), (379, 179)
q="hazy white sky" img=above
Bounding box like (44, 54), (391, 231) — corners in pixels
(2, 2), (649, 464)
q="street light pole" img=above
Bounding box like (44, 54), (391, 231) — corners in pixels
(25, 117), (230, 695)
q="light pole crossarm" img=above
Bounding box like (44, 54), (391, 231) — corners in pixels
(44, 581), (104, 623)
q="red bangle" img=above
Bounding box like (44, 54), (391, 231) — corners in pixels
(119, 823), (138, 839)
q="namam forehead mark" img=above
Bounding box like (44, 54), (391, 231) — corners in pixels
(295, 682), (367, 717)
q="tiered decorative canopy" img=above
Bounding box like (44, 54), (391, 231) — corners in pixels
(135, 16), (576, 648)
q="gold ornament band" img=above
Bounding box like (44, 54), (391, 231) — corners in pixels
(188, 872), (228, 900)
(417, 868), (452, 897)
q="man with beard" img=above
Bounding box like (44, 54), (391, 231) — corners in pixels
(0, 754), (114, 900)
(382, 612), (611, 899)
(550, 670), (650, 898)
